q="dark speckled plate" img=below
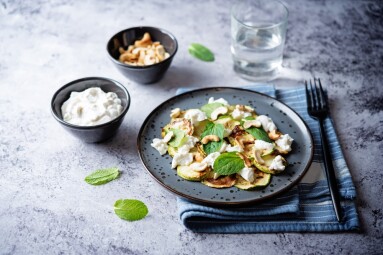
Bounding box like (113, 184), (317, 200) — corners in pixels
(137, 87), (313, 206)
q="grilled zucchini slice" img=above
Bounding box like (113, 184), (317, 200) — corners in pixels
(234, 170), (271, 190)
(177, 165), (208, 181)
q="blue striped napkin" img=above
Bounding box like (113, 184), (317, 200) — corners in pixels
(176, 85), (360, 233)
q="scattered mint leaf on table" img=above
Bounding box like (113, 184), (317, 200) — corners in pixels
(114, 199), (149, 221)
(213, 152), (245, 175)
(84, 167), (120, 185)
(188, 43), (215, 62)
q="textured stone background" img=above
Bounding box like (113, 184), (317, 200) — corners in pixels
(0, 0), (382, 254)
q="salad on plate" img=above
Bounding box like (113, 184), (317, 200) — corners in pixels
(151, 97), (294, 190)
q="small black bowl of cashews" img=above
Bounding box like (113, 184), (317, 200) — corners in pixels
(106, 26), (178, 84)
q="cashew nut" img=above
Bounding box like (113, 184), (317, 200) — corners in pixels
(119, 52), (138, 62)
(119, 32), (170, 66)
(244, 105), (254, 112)
(268, 129), (281, 140)
(193, 152), (204, 162)
(118, 47), (126, 54)
(190, 162), (208, 172)
(170, 108), (181, 118)
(163, 131), (174, 143)
(134, 32), (152, 47)
(254, 150), (265, 164)
(243, 119), (262, 129)
(238, 153), (252, 167)
(155, 45), (166, 61)
(201, 135), (220, 144)
(236, 105), (254, 112)
(210, 106), (228, 120)
(144, 54), (156, 65)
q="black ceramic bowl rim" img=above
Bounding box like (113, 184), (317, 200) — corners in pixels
(106, 26), (178, 69)
(51, 77), (131, 130)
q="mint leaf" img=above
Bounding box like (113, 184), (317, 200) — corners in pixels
(213, 152), (245, 175)
(201, 102), (224, 118)
(203, 140), (223, 155)
(168, 128), (186, 147)
(201, 122), (225, 154)
(114, 199), (148, 221)
(246, 127), (272, 143)
(84, 167), (120, 185)
(201, 122), (224, 139)
(188, 43), (215, 62)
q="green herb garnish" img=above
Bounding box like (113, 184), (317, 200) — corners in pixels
(188, 43), (215, 62)
(201, 102), (224, 118)
(201, 121), (224, 139)
(213, 152), (245, 175)
(246, 127), (272, 143)
(201, 122), (224, 154)
(114, 199), (149, 221)
(168, 128), (186, 147)
(84, 167), (120, 185)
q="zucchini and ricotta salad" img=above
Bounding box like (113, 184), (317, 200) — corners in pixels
(151, 97), (294, 190)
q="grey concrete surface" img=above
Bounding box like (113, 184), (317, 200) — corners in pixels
(0, 0), (382, 254)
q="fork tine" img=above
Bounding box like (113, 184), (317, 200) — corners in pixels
(309, 79), (317, 110)
(317, 78), (328, 110)
(314, 78), (322, 109)
(305, 80), (313, 111)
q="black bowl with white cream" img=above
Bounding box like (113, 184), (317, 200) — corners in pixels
(51, 77), (130, 143)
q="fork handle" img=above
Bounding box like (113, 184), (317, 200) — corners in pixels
(319, 118), (342, 222)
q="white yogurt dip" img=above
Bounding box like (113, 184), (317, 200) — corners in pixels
(61, 87), (123, 126)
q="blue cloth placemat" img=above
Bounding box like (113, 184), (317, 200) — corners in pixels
(176, 85), (360, 233)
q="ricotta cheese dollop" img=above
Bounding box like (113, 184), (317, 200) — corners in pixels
(269, 155), (286, 172)
(275, 134), (294, 152)
(61, 87), (123, 126)
(184, 109), (207, 125)
(256, 115), (277, 132)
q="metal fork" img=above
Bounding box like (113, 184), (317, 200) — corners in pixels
(305, 78), (342, 222)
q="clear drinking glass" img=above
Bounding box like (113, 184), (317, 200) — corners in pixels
(231, 0), (288, 81)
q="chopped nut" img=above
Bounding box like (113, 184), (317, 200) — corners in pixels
(210, 106), (228, 120)
(190, 162), (208, 172)
(134, 32), (152, 47)
(244, 105), (254, 112)
(236, 104), (254, 112)
(254, 150), (265, 164)
(236, 105), (245, 111)
(193, 152), (204, 162)
(119, 32), (170, 67)
(156, 45), (166, 61)
(118, 47), (126, 54)
(238, 153), (252, 167)
(127, 45), (135, 53)
(119, 52), (137, 62)
(268, 129), (281, 140)
(163, 131), (174, 143)
(201, 135), (220, 144)
(144, 54), (156, 65)
(170, 108), (181, 118)
(243, 119), (261, 129)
